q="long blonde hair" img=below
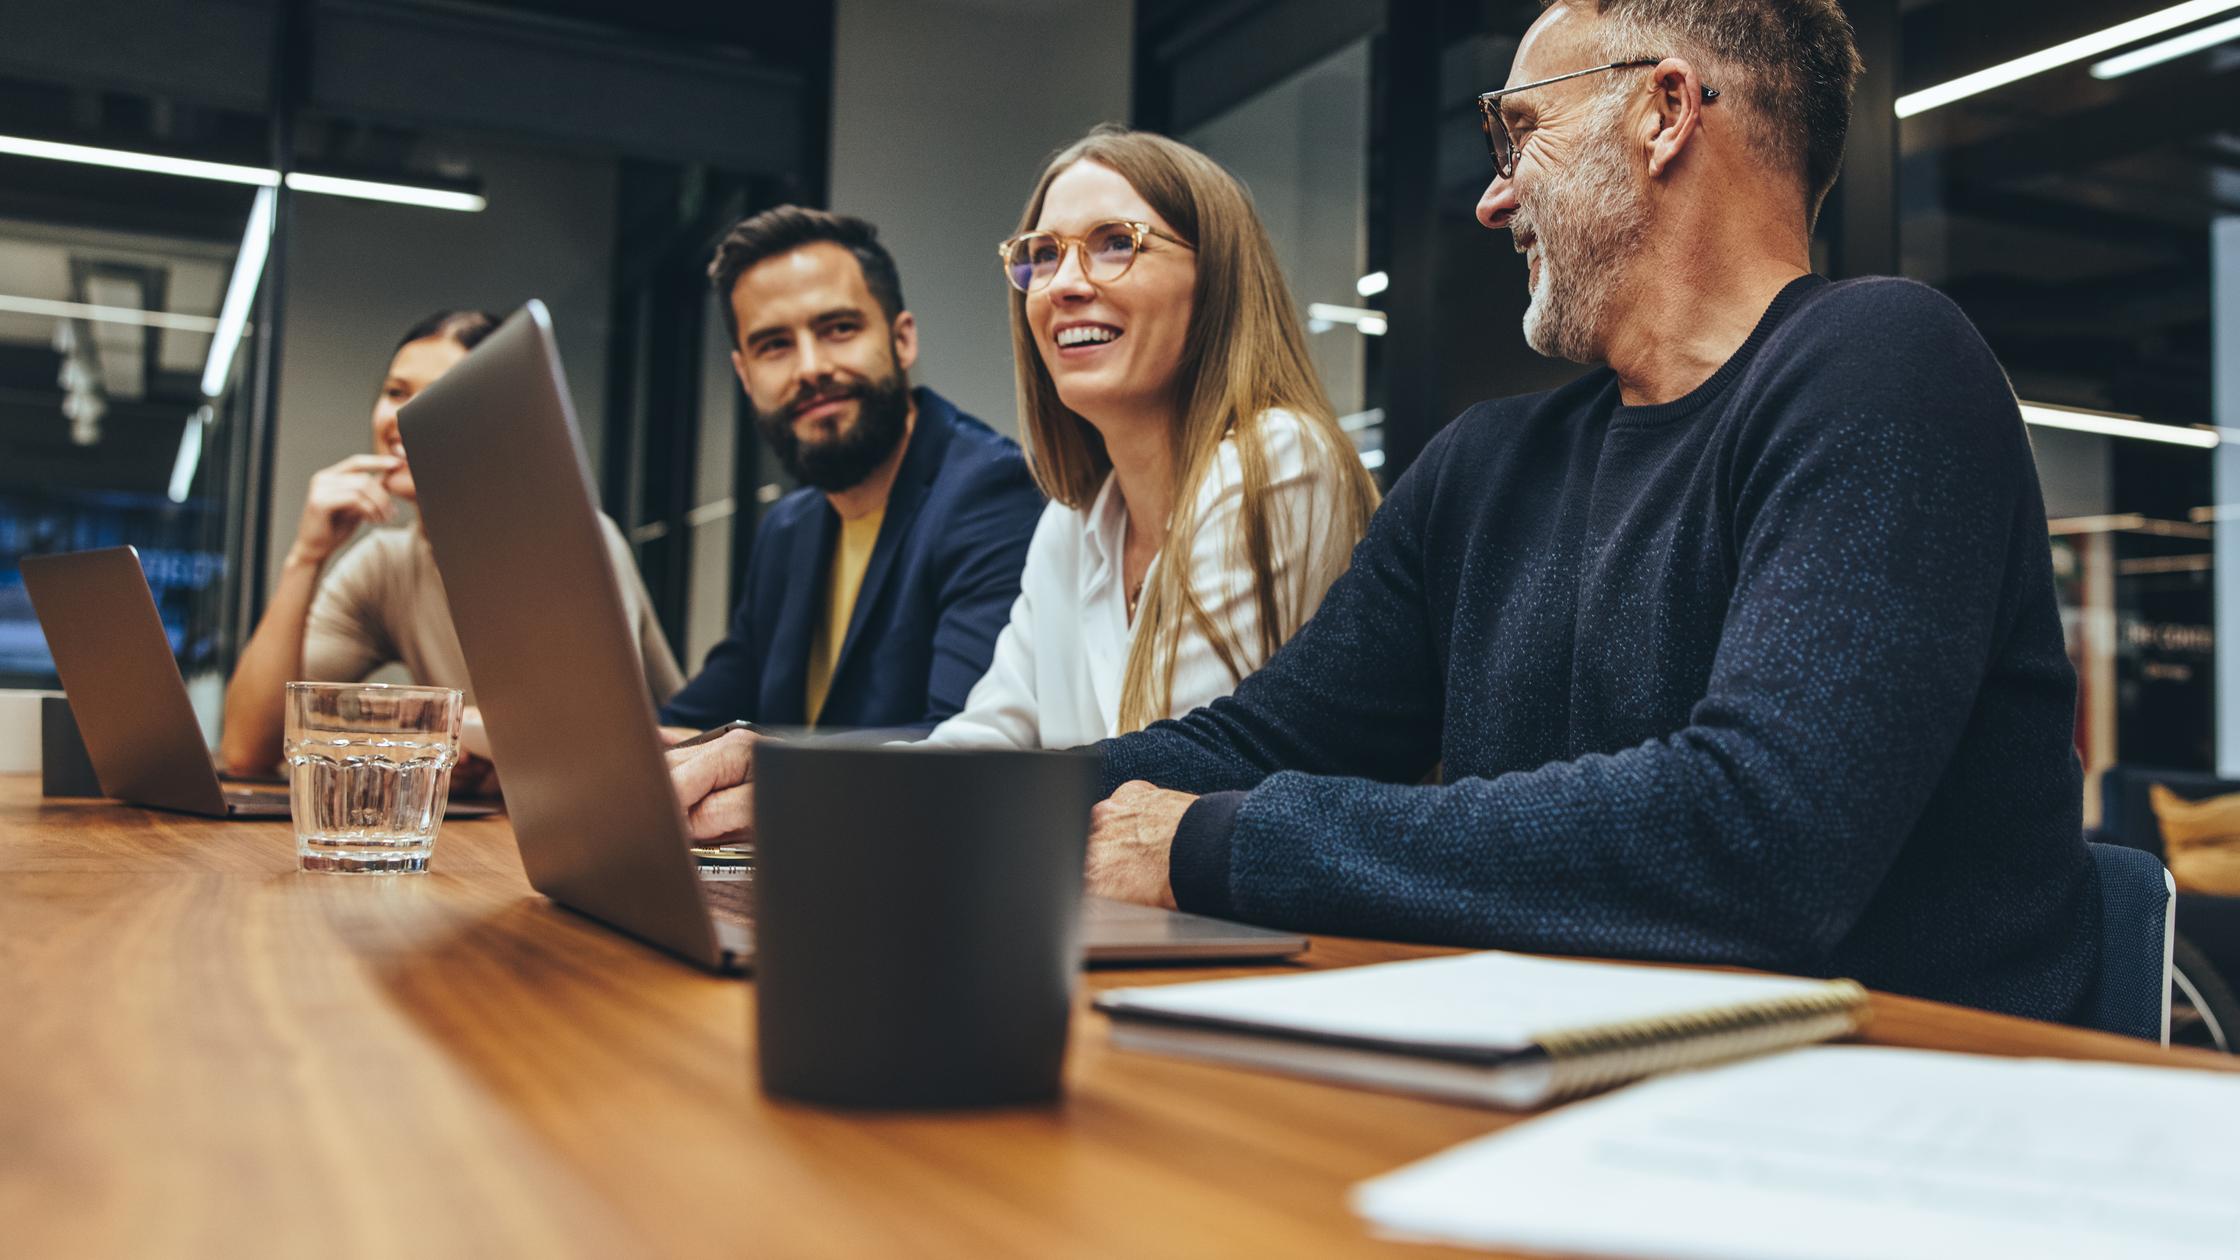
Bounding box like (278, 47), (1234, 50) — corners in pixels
(1008, 125), (1380, 733)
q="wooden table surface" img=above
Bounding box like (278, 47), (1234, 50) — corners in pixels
(3, 775), (2232, 1259)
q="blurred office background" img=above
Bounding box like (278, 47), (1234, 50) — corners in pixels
(1, 0), (2235, 819)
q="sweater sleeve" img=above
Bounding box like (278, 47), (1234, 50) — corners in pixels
(1096, 422), (1454, 795)
(597, 514), (685, 706)
(301, 532), (395, 683)
(1157, 287), (2045, 973)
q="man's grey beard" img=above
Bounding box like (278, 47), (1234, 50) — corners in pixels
(1516, 93), (1651, 365)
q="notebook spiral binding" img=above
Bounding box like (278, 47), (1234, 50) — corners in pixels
(1534, 979), (1871, 1104)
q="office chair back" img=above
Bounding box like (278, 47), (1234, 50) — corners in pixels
(2086, 841), (2175, 1043)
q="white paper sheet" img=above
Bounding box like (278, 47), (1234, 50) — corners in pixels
(1353, 1045), (2240, 1260)
(1099, 951), (1845, 1051)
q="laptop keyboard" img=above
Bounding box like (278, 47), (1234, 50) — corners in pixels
(699, 872), (754, 926)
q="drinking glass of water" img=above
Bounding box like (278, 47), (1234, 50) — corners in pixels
(284, 682), (462, 873)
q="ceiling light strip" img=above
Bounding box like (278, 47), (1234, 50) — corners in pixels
(0, 134), (276, 185)
(2090, 12), (2240, 77)
(168, 406), (212, 504)
(0, 132), (483, 211)
(201, 187), (276, 398)
(1895, 0), (2240, 117)
(0, 294), (221, 333)
(283, 172), (486, 212)
(2020, 402), (2219, 448)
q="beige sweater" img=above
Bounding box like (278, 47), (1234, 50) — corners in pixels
(302, 516), (683, 706)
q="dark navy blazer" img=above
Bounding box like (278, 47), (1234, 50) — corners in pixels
(660, 388), (1042, 732)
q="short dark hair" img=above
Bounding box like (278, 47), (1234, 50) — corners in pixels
(707, 205), (907, 347)
(392, 308), (501, 357)
(1552, 0), (1862, 226)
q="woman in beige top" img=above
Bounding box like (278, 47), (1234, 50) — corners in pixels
(219, 310), (682, 786)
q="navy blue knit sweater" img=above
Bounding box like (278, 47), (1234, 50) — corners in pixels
(1100, 275), (2097, 1023)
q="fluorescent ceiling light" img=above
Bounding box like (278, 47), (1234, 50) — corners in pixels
(201, 187), (275, 398)
(1895, 0), (2240, 117)
(284, 171), (485, 212)
(2020, 401), (2218, 448)
(1360, 447), (1387, 470)
(1309, 303), (1389, 336)
(168, 406), (212, 504)
(0, 294), (220, 333)
(2090, 12), (2240, 77)
(0, 133), (274, 185)
(0, 132), (483, 211)
(1355, 271), (1389, 298)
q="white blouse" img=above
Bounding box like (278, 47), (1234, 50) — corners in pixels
(925, 410), (1359, 750)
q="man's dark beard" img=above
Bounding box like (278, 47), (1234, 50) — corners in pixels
(753, 364), (913, 493)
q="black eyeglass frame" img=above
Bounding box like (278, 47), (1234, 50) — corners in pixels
(1475, 59), (1720, 179)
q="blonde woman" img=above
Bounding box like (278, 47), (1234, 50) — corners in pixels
(925, 125), (1379, 749)
(664, 127), (1378, 836)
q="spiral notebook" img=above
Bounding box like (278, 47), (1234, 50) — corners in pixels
(1095, 951), (1868, 1109)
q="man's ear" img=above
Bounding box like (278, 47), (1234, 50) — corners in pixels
(1643, 56), (1707, 179)
(889, 310), (919, 373)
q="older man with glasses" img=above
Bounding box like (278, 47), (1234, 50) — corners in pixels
(1083, 0), (2100, 1024)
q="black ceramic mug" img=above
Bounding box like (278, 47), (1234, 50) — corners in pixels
(751, 741), (1099, 1108)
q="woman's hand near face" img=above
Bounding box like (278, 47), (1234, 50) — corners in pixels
(291, 454), (404, 564)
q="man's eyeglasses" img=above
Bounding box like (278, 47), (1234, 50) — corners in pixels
(997, 220), (1192, 294)
(1476, 59), (1719, 180)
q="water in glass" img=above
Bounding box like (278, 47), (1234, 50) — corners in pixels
(285, 683), (461, 873)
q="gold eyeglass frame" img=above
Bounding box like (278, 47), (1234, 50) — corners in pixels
(996, 220), (1194, 293)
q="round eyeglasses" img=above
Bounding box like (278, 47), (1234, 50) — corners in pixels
(996, 220), (1193, 293)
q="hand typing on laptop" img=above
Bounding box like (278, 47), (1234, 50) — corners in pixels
(667, 728), (760, 844)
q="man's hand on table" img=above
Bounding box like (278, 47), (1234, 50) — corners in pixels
(1086, 780), (1195, 909)
(666, 729), (759, 844)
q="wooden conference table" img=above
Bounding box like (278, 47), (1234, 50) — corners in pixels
(3, 776), (2234, 1259)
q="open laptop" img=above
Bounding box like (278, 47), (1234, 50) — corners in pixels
(19, 547), (496, 820)
(398, 301), (1307, 972)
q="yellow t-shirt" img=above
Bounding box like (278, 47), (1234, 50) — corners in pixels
(804, 507), (884, 726)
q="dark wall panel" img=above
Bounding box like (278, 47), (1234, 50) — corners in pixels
(309, 0), (805, 173)
(0, 0), (276, 111)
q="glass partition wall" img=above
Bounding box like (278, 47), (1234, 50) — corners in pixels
(0, 85), (273, 712)
(1186, 36), (1387, 471)
(0, 3), (825, 743)
(1137, 0), (2239, 819)
(1896, 0), (2237, 809)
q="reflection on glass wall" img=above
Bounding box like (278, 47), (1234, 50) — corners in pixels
(1186, 37), (1388, 471)
(1898, 0), (2235, 804)
(0, 123), (264, 691)
(0, 2), (819, 725)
